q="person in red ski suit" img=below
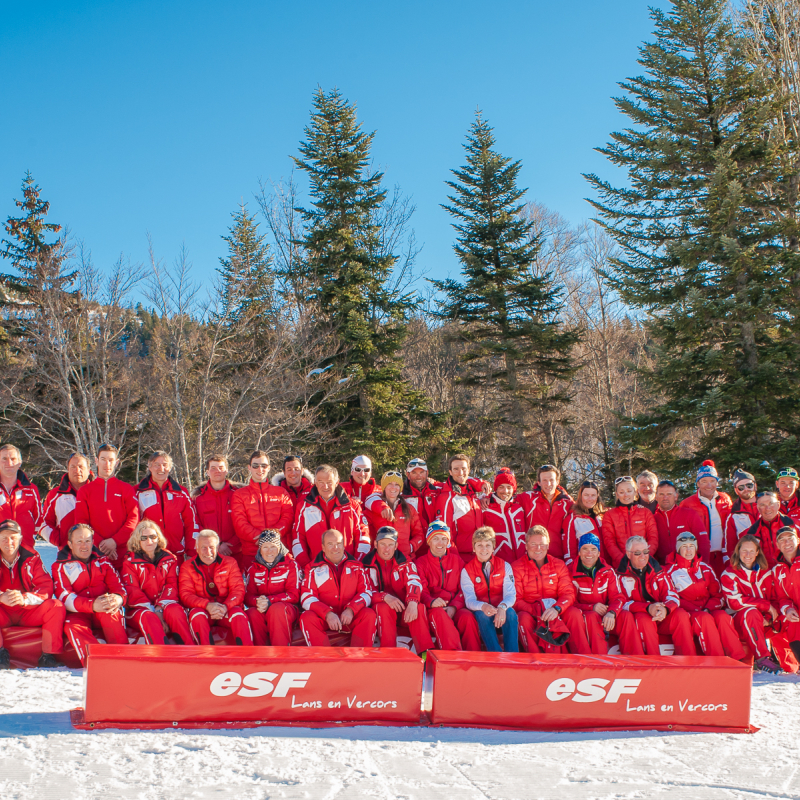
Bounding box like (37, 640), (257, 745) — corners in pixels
(739, 492), (797, 568)
(38, 453), (93, 549)
(402, 457), (443, 532)
(774, 525), (800, 666)
(776, 467), (800, 525)
(299, 529), (377, 647)
(52, 523), (128, 665)
(0, 444), (41, 551)
(562, 481), (607, 566)
(244, 529), (301, 647)
(271, 455), (314, 511)
(433, 454), (486, 561)
(653, 480), (709, 565)
(601, 477), (658, 569)
(365, 472), (425, 558)
(192, 453), (241, 565)
(722, 470), (760, 564)
(121, 520), (193, 645)
(483, 468), (527, 563)
(178, 530), (253, 646)
(0, 519), (65, 668)
(516, 464), (573, 560)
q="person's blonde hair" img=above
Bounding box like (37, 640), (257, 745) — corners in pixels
(526, 525), (550, 541)
(196, 529), (220, 545)
(128, 520), (167, 554)
(472, 525), (496, 544)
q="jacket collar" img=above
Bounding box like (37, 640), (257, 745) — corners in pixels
(56, 545), (102, 563)
(617, 555), (661, 575)
(362, 548), (408, 567)
(138, 475), (182, 493)
(306, 485), (350, 509)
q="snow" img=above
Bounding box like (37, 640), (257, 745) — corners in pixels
(1, 670), (799, 799)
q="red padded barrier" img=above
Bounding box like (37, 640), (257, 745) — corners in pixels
(426, 651), (753, 732)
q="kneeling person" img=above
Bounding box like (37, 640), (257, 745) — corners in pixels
(178, 529), (253, 646)
(0, 519), (65, 668)
(299, 529), (377, 647)
(363, 526), (434, 654)
(244, 529), (301, 647)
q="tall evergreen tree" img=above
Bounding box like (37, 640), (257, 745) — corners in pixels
(435, 112), (580, 471)
(585, 0), (800, 479)
(292, 87), (440, 465)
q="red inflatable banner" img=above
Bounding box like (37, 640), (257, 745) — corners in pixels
(80, 644), (423, 727)
(426, 651), (753, 732)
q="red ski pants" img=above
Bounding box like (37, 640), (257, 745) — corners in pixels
(633, 608), (696, 656)
(65, 610), (128, 665)
(583, 609), (642, 655)
(689, 610), (746, 659)
(518, 606), (590, 654)
(731, 607), (772, 659)
(374, 601), (435, 653)
(246, 602), (299, 647)
(427, 606), (481, 651)
(0, 599), (66, 654)
(299, 608), (377, 647)
(128, 604), (193, 645)
(188, 606), (253, 646)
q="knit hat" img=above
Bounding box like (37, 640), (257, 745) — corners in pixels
(376, 526), (398, 543)
(351, 455), (372, 470)
(731, 468), (755, 487)
(381, 470), (404, 490)
(494, 467), (517, 493)
(776, 526), (798, 542)
(676, 532), (697, 552)
(578, 532), (601, 551)
(426, 520), (451, 543)
(695, 460), (719, 485)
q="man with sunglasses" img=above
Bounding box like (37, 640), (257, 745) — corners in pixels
(653, 480), (709, 564)
(38, 453), (93, 549)
(340, 455), (392, 525)
(776, 467), (800, 525)
(402, 458), (443, 531)
(74, 444), (139, 570)
(739, 492), (797, 567)
(516, 464), (573, 560)
(0, 444), (42, 552)
(231, 450), (294, 571)
(722, 469), (760, 564)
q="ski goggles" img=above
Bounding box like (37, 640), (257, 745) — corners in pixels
(407, 458), (428, 471)
(778, 468), (800, 480)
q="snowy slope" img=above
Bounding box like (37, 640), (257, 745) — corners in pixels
(0, 669), (798, 800)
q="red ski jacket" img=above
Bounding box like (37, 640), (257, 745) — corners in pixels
(462, 555), (512, 608)
(365, 500), (424, 558)
(661, 554), (725, 612)
(178, 554), (245, 610)
(722, 499), (759, 563)
(136, 476), (198, 559)
(271, 470), (314, 510)
(434, 478), (484, 556)
(720, 564), (776, 614)
(402, 477), (443, 528)
(680, 491), (733, 553)
(614, 557), (677, 614)
(0, 470), (41, 550)
(53, 547), (126, 614)
(244, 555), (301, 607)
(39, 473), (89, 549)
(192, 481), (240, 555)
(773, 552), (800, 617)
(562, 511), (605, 565)
(231, 480), (294, 553)
(74, 476), (139, 550)
(415, 550), (467, 609)
(299, 553), (373, 618)
(121, 549), (181, 610)
(483, 495), (527, 563)
(601, 503), (658, 568)
(516, 486), (573, 560)
(569, 559), (621, 612)
(653, 504), (709, 564)
(781, 494), (800, 525)
(512, 554), (575, 614)
(362, 549), (423, 604)
(743, 514), (797, 568)
(0, 546), (54, 605)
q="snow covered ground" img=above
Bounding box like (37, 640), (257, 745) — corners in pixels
(0, 668), (798, 800)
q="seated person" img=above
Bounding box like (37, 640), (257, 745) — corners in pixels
(570, 532), (641, 655)
(362, 526), (434, 655)
(53, 523), (128, 665)
(775, 525), (800, 664)
(513, 525), (589, 653)
(121, 520), (193, 645)
(178, 529), (253, 646)
(415, 521), (481, 651)
(299, 529), (377, 647)
(0, 519), (65, 668)
(616, 534), (696, 656)
(460, 526), (518, 653)
(244, 529), (301, 647)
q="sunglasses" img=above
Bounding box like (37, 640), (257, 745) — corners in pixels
(251, 462), (270, 470)
(353, 466), (371, 473)
(539, 464), (558, 473)
(139, 534), (159, 542)
(629, 549), (650, 557)
(778, 470), (799, 479)
(736, 482), (755, 490)
(756, 491), (778, 499)
(615, 476), (634, 485)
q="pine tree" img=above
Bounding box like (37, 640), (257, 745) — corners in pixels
(292, 87), (437, 465)
(435, 112), (580, 471)
(585, 0), (800, 480)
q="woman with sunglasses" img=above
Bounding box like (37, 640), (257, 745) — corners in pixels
(121, 519), (193, 645)
(720, 534), (782, 673)
(601, 476), (658, 569)
(366, 472), (424, 558)
(563, 480), (608, 565)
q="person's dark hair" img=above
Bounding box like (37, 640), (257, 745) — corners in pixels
(205, 453), (228, 470)
(284, 454), (303, 467)
(97, 443), (118, 456)
(573, 481), (607, 516)
(249, 449), (270, 466)
(448, 453), (470, 471)
(537, 463), (561, 480)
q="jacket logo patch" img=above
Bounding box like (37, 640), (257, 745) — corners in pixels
(621, 576), (636, 593)
(138, 490), (158, 512)
(64, 562), (83, 583)
(314, 566), (329, 585)
(303, 506), (323, 528)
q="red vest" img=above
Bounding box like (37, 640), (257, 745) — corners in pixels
(463, 556), (507, 607)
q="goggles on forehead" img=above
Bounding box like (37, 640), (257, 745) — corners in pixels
(778, 468), (799, 479)
(615, 476), (634, 485)
(407, 458), (428, 470)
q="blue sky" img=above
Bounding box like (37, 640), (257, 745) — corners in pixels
(1, 1), (663, 291)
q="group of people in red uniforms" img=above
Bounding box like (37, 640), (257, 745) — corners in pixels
(1, 442), (800, 674)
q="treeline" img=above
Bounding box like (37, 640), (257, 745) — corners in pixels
(2, 0), (796, 496)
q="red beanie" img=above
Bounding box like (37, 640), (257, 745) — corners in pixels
(702, 459), (715, 468)
(494, 468), (517, 493)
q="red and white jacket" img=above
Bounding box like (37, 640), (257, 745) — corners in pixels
(780, 494), (800, 525)
(720, 563), (776, 614)
(415, 550), (467, 609)
(680, 491), (733, 554)
(121, 549), (181, 612)
(38, 473), (91, 549)
(461, 555), (515, 610)
(0, 546), (54, 606)
(244, 555), (301, 608)
(192, 481), (240, 555)
(517, 485), (573, 560)
(299, 553), (373, 618)
(74, 476), (139, 551)
(660, 554), (725, 612)
(434, 478), (485, 556)
(402, 477), (443, 528)
(292, 486), (371, 568)
(483, 494), (527, 563)
(53, 547), (126, 614)
(562, 511), (605, 565)
(136, 476), (198, 559)
(365, 500), (424, 558)
(772, 551), (800, 618)
(614, 556), (678, 614)
(742, 514), (798, 568)
(722, 499), (759, 563)
(271, 470), (314, 510)
(0, 470), (42, 550)
(569, 559), (620, 612)
(340, 477), (389, 522)
(362, 549), (423, 604)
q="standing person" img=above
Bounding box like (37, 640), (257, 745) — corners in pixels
(298, 529), (377, 647)
(434, 454), (485, 561)
(721, 535), (782, 673)
(363, 526), (434, 655)
(365, 472), (424, 558)
(0, 519), (65, 668)
(723, 469), (760, 563)
(38, 453), (93, 549)
(244, 530), (301, 647)
(483, 468), (527, 563)
(570, 532), (641, 655)
(74, 443), (139, 571)
(740, 492), (796, 568)
(777, 467), (800, 524)
(461, 527), (518, 653)
(271, 455), (314, 511)
(680, 460), (733, 576)
(516, 465), (573, 560)
(402, 458), (443, 530)
(231, 450), (295, 566)
(136, 451), (198, 564)
(291, 465), (371, 567)
(339, 455), (382, 504)
(52, 523), (128, 665)
(121, 520), (193, 645)
(512, 526), (590, 654)
(192, 454), (241, 565)
(601, 477), (658, 569)
(415, 521), (481, 651)
(562, 480), (607, 566)
(636, 471), (659, 513)
(653, 480), (709, 564)
(661, 532), (745, 659)
(616, 535), (696, 656)
(773, 526), (800, 664)
(0, 444), (41, 551)
(178, 530), (253, 646)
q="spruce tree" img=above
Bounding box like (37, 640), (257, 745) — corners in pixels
(585, 0), (800, 479)
(292, 87), (436, 465)
(436, 112), (580, 471)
